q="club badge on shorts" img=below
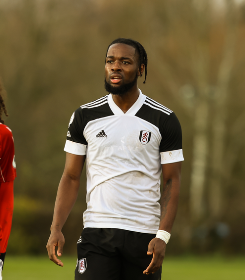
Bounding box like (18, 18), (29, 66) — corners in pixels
(139, 130), (151, 145)
(78, 258), (87, 274)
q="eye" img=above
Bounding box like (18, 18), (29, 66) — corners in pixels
(106, 60), (113, 64)
(123, 61), (130, 65)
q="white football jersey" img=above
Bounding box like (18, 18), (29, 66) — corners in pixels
(64, 90), (184, 234)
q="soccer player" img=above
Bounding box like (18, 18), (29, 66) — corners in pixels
(0, 82), (16, 280)
(47, 38), (184, 280)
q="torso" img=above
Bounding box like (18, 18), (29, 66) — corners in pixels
(64, 91), (183, 234)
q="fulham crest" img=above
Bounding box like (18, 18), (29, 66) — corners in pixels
(139, 130), (151, 145)
(78, 258), (87, 274)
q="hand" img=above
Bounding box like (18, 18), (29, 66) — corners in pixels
(143, 237), (166, 275)
(46, 230), (65, 267)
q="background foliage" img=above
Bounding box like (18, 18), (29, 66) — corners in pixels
(0, 0), (245, 255)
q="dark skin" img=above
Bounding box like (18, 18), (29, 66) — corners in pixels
(46, 43), (182, 275)
(105, 43), (144, 112)
(46, 153), (86, 267)
(143, 162), (181, 275)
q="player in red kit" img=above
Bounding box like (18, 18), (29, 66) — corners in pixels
(0, 80), (16, 280)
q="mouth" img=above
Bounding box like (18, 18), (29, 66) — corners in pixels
(110, 74), (122, 84)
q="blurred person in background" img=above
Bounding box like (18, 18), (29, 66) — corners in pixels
(0, 79), (16, 280)
(47, 38), (184, 280)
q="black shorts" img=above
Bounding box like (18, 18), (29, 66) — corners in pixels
(74, 228), (161, 280)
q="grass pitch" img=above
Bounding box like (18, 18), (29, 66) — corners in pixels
(3, 255), (245, 280)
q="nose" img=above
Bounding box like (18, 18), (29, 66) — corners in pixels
(111, 60), (122, 71)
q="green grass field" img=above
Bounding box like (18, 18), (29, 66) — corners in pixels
(2, 255), (245, 280)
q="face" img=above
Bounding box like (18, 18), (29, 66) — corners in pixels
(104, 43), (142, 95)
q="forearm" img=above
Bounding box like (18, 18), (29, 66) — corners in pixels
(159, 177), (180, 233)
(47, 153), (85, 266)
(50, 173), (80, 232)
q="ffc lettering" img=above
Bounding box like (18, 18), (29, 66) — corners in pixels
(139, 130), (151, 145)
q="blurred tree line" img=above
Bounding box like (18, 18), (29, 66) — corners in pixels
(0, 0), (245, 255)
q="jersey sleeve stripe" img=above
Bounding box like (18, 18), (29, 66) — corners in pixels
(145, 99), (171, 113)
(81, 96), (108, 107)
(81, 100), (108, 109)
(146, 97), (172, 113)
(144, 101), (171, 115)
(64, 140), (87, 155)
(160, 149), (184, 164)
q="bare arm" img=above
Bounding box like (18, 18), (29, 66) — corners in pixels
(46, 152), (86, 266)
(159, 162), (181, 231)
(143, 162), (182, 274)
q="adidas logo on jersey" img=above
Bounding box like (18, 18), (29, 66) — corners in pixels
(96, 130), (107, 137)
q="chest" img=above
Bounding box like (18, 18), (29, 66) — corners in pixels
(84, 115), (161, 159)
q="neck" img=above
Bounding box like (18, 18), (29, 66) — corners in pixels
(112, 86), (140, 113)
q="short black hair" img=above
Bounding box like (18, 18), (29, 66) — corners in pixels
(106, 38), (148, 84)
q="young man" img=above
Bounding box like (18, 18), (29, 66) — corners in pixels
(0, 81), (16, 280)
(47, 38), (184, 280)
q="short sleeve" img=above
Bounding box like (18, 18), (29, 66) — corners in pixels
(64, 108), (87, 155)
(159, 112), (184, 164)
(0, 125), (16, 182)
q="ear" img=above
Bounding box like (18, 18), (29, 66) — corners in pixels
(138, 64), (145, 77)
